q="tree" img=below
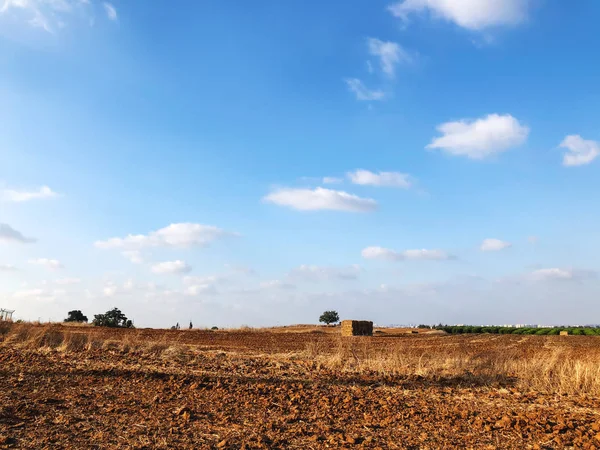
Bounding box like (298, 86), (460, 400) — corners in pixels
(92, 308), (133, 328)
(319, 310), (340, 325)
(64, 310), (88, 323)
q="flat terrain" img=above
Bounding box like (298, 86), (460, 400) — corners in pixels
(1, 324), (600, 449)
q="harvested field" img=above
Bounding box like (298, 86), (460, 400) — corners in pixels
(1, 323), (600, 449)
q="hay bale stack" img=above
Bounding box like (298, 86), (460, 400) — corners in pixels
(560, 330), (569, 336)
(341, 320), (373, 337)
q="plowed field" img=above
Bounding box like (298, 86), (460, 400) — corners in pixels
(1, 324), (600, 449)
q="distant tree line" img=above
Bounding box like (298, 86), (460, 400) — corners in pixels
(64, 307), (133, 328)
(434, 325), (600, 336)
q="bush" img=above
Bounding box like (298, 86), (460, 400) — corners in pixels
(64, 310), (88, 323)
(92, 308), (133, 328)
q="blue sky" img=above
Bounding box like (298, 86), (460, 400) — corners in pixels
(1, 0), (600, 327)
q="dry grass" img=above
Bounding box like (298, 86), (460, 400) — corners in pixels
(305, 335), (600, 396)
(2, 322), (600, 396)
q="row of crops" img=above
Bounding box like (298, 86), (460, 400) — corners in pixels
(432, 325), (600, 335)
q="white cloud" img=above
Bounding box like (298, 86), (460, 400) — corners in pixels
(0, 223), (36, 244)
(388, 0), (532, 31)
(28, 258), (64, 270)
(103, 284), (117, 297)
(102, 2), (116, 20)
(367, 38), (411, 77)
(344, 78), (385, 101)
(263, 187), (377, 212)
(54, 277), (81, 285)
(1, 186), (58, 202)
(95, 222), (235, 250)
(259, 280), (296, 290)
(560, 135), (599, 167)
(122, 250), (144, 264)
(362, 246), (453, 261)
(151, 260), (192, 275)
(288, 264), (361, 282)
(528, 236), (538, 244)
(347, 169), (412, 188)
(0, 264), (17, 271)
(0, 0), (94, 34)
(13, 287), (64, 302)
(427, 114), (529, 159)
(323, 177), (343, 184)
(184, 283), (218, 296)
(529, 268), (596, 282)
(480, 238), (511, 252)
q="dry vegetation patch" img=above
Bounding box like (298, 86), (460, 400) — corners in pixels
(1, 323), (600, 449)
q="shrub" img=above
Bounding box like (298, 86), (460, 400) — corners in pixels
(64, 310), (88, 323)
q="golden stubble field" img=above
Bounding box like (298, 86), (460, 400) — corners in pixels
(1, 322), (600, 449)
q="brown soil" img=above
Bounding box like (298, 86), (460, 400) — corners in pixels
(1, 324), (599, 449)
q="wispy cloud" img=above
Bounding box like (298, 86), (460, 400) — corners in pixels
(347, 170), (412, 188)
(288, 264), (361, 282)
(0, 223), (36, 244)
(367, 38), (412, 77)
(122, 250), (144, 264)
(151, 260), (192, 275)
(0, 0), (97, 34)
(1, 186), (58, 202)
(28, 258), (64, 270)
(530, 268), (596, 282)
(362, 246), (454, 261)
(344, 78), (385, 101)
(95, 223), (236, 250)
(102, 2), (116, 21)
(263, 187), (377, 212)
(560, 135), (599, 167)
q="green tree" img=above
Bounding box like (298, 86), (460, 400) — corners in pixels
(64, 310), (88, 323)
(92, 308), (133, 328)
(319, 310), (340, 325)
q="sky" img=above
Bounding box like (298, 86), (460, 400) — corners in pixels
(1, 0), (600, 328)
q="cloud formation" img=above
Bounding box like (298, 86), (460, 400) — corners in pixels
(54, 277), (81, 285)
(103, 2), (116, 20)
(264, 187), (377, 212)
(28, 258), (64, 270)
(388, 0), (532, 31)
(95, 223), (235, 250)
(0, 0), (112, 34)
(530, 268), (596, 282)
(344, 78), (385, 101)
(1, 185), (58, 202)
(427, 114), (529, 159)
(151, 260), (192, 275)
(288, 264), (361, 282)
(122, 250), (144, 264)
(367, 38), (411, 77)
(362, 246), (453, 261)
(347, 170), (412, 188)
(560, 135), (599, 167)
(0, 223), (36, 244)
(480, 238), (512, 252)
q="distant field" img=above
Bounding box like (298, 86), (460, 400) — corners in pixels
(1, 322), (600, 448)
(436, 325), (600, 336)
